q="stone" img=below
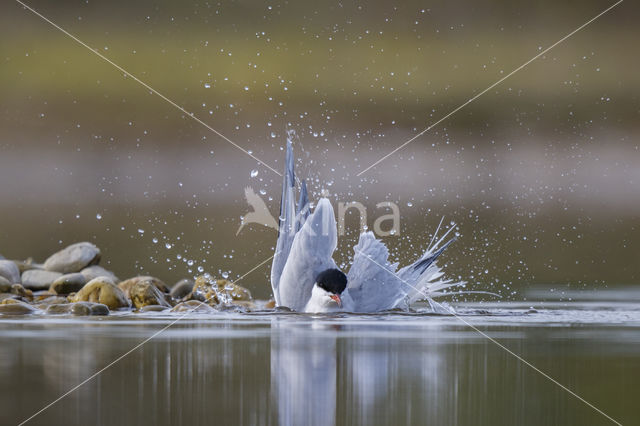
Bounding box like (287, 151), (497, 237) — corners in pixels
(71, 277), (129, 310)
(264, 299), (276, 309)
(0, 276), (11, 293)
(50, 273), (87, 295)
(189, 275), (252, 306)
(129, 281), (171, 309)
(118, 276), (168, 299)
(170, 300), (217, 313)
(10, 284), (32, 299)
(0, 294), (18, 303)
(0, 299), (37, 315)
(44, 303), (74, 315)
(45, 302), (109, 316)
(0, 260), (21, 284)
(80, 265), (119, 283)
(170, 279), (195, 300)
(44, 242), (101, 274)
(71, 302), (109, 316)
(138, 305), (170, 313)
(34, 296), (68, 309)
(21, 270), (63, 290)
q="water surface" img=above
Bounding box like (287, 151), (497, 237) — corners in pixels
(1, 288), (639, 425)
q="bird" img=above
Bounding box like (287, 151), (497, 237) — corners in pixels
(236, 186), (279, 236)
(270, 139), (464, 313)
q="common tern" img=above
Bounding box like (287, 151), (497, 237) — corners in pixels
(270, 140), (463, 313)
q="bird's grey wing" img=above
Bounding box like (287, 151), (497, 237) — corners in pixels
(270, 140), (296, 304)
(278, 198), (338, 311)
(295, 179), (310, 232)
(346, 232), (407, 312)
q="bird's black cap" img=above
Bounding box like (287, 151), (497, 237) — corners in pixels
(315, 268), (347, 295)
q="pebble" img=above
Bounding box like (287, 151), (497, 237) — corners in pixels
(170, 279), (195, 300)
(171, 300), (217, 313)
(71, 277), (129, 310)
(43, 242), (101, 274)
(0, 260), (21, 284)
(71, 302), (109, 316)
(10, 284), (32, 299)
(189, 275), (252, 306)
(129, 281), (171, 309)
(0, 276), (12, 293)
(118, 276), (169, 299)
(21, 270), (63, 290)
(0, 299), (37, 315)
(80, 265), (119, 283)
(50, 273), (87, 295)
(138, 305), (170, 313)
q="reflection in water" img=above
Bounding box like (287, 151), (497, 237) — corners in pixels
(271, 320), (337, 426)
(1, 305), (639, 425)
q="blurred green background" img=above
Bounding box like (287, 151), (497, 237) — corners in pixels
(1, 0), (638, 299)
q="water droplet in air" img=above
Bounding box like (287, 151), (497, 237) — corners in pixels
(250, 169), (259, 178)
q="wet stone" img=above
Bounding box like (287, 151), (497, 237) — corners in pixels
(129, 281), (171, 309)
(50, 273), (87, 295)
(71, 277), (129, 310)
(138, 305), (170, 313)
(71, 302), (109, 316)
(0, 300), (37, 315)
(118, 276), (169, 299)
(21, 270), (62, 290)
(189, 275), (252, 306)
(171, 300), (217, 313)
(0, 260), (21, 284)
(44, 242), (101, 274)
(170, 279), (195, 300)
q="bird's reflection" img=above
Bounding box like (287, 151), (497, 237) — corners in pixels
(271, 320), (338, 426)
(270, 318), (447, 426)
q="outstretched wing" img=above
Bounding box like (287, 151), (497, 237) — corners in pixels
(346, 232), (406, 312)
(270, 140), (297, 304)
(347, 222), (462, 312)
(278, 198), (338, 311)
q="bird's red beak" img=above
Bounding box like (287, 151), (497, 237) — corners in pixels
(329, 294), (342, 308)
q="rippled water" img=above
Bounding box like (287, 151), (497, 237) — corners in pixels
(1, 288), (639, 425)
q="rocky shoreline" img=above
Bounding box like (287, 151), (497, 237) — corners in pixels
(0, 242), (273, 316)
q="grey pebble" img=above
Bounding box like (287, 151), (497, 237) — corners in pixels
(44, 242), (101, 274)
(0, 276), (12, 293)
(21, 270), (63, 290)
(0, 260), (21, 284)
